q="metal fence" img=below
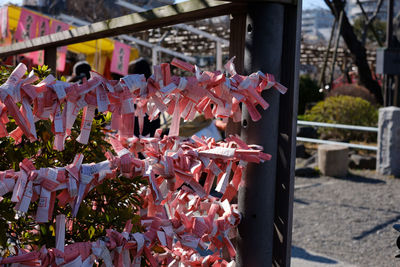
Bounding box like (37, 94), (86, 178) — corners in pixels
(296, 120), (378, 151)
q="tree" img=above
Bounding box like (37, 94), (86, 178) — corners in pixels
(353, 16), (386, 47)
(324, 0), (384, 104)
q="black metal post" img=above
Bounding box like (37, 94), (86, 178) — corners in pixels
(226, 11), (247, 137)
(385, 0), (394, 106)
(273, 0), (302, 265)
(44, 47), (57, 76)
(237, 3), (285, 266)
(387, 0), (394, 48)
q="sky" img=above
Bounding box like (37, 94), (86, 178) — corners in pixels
(1, 0), (327, 10)
(0, 0), (21, 5)
(302, 0), (327, 10)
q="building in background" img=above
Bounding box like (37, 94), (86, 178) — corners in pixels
(302, 8), (334, 44)
(346, 0), (400, 22)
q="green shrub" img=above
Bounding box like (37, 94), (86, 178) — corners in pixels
(298, 75), (324, 115)
(303, 95), (378, 141)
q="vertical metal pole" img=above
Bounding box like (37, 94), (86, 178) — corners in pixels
(273, 0), (301, 266)
(228, 12), (246, 74)
(216, 41), (222, 71)
(384, 75), (391, 106)
(329, 10), (344, 90)
(237, 3), (284, 266)
(384, 0), (394, 106)
(387, 0), (394, 48)
(394, 76), (399, 107)
(318, 18), (337, 89)
(225, 12), (247, 137)
(44, 47), (57, 76)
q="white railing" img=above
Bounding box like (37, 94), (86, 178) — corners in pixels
(296, 120), (378, 151)
(297, 121), (378, 132)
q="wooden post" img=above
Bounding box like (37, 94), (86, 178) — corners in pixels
(44, 47), (57, 76)
(237, 3), (285, 266)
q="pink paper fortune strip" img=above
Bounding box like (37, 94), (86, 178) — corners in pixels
(0, 58), (287, 149)
(0, 58), (285, 266)
(0, 134), (270, 266)
(0, 213), (237, 266)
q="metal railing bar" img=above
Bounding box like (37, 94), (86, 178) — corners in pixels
(296, 137), (378, 151)
(297, 120), (378, 132)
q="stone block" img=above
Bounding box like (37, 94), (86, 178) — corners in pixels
(318, 145), (348, 177)
(377, 107), (400, 176)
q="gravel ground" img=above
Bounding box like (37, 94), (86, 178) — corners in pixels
(293, 170), (400, 267)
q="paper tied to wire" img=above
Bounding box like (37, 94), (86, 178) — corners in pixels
(0, 57), (287, 150)
(0, 57), (286, 266)
(0, 190), (239, 267)
(0, 134), (270, 265)
(0, 134), (269, 220)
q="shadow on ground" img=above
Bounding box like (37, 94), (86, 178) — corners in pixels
(353, 214), (400, 240)
(294, 198), (309, 205)
(292, 246), (338, 264)
(334, 172), (386, 184)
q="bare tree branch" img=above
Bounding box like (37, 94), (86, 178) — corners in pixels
(324, 0), (337, 17)
(356, 0), (384, 46)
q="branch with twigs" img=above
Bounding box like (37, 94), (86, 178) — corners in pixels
(356, 0), (384, 46)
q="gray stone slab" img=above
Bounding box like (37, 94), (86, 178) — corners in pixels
(377, 107), (400, 176)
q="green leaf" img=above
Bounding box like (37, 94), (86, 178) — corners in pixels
(88, 225), (95, 239)
(40, 225), (47, 235)
(49, 225), (55, 236)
